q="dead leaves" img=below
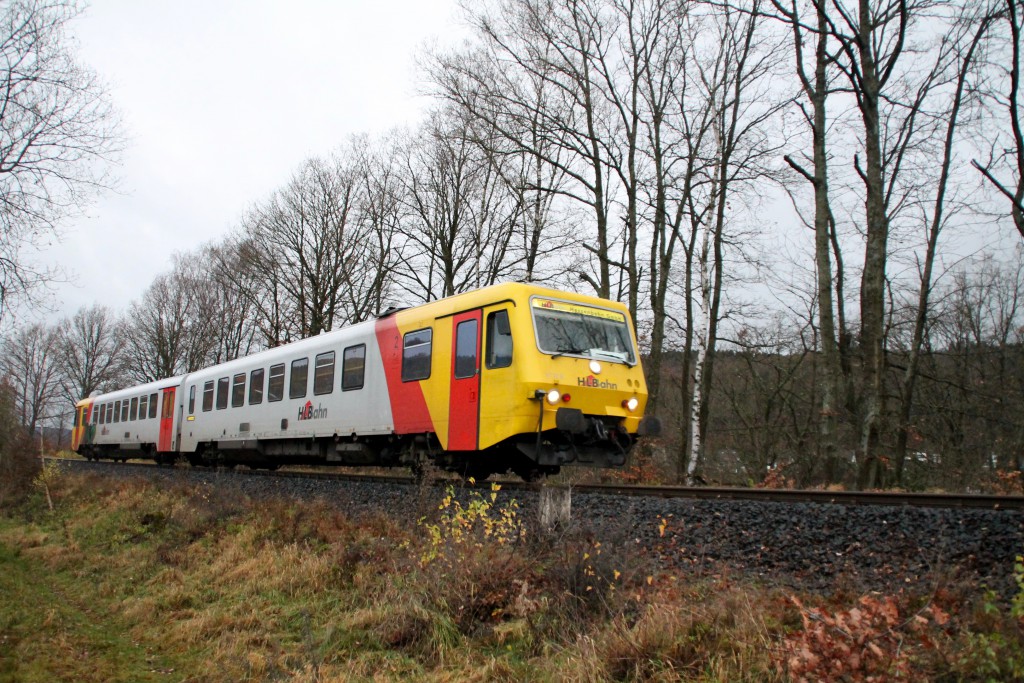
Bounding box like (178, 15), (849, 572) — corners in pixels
(777, 594), (951, 682)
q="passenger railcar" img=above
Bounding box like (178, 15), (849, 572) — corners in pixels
(71, 283), (660, 479)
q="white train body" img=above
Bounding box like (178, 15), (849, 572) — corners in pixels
(71, 283), (659, 478)
(178, 320), (394, 464)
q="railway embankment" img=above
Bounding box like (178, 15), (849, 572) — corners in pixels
(1, 459), (1023, 681)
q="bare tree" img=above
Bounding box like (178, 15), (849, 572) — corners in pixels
(772, 0), (848, 482)
(972, 0), (1024, 236)
(891, 3), (998, 484)
(56, 304), (124, 403)
(241, 151), (391, 339)
(437, 0), (626, 302)
(1, 321), (61, 436)
(394, 110), (526, 301)
(0, 0), (122, 323)
(212, 232), (294, 348)
(120, 256), (216, 383)
(200, 241), (263, 363)
(682, 0), (790, 483)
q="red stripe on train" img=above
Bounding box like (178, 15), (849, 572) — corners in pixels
(374, 317), (434, 434)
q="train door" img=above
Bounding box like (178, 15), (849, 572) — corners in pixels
(72, 404), (89, 450)
(84, 404), (96, 446)
(158, 387), (176, 452)
(448, 309), (482, 450)
(477, 306), (516, 450)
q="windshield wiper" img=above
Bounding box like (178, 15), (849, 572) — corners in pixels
(590, 349), (633, 365)
(550, 345), (587, 359)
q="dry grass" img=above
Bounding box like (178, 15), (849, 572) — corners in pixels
(0, 470), (1020, 682)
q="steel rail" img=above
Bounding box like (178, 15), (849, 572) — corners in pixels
(540, 483), (1024, 510)
(52, 457), (1024, 510)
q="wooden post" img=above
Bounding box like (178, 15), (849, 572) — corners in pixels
(538, 486), (571, 531)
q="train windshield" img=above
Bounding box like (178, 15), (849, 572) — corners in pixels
(531, 298), (636, 365)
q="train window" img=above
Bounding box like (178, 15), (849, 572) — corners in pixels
(342, 344), (365, 391)
(402, 329), (432, 382)
(106, 403), (113, 423)
(268, 364), (285, 402)
(216, 377), (229, 410)
(232, 373), (246, 407)
(455, 319), (479, 379)
(121, 401), (129, 422)
(130, 397), (138, 421)
(314, 352), (335, 396)
(161, 392), (174, 420)
(188, 386), (196, 415)
(250, 368), (265, 405)
(139, 395), (148, 420)
(486, 310), (513, 369)
(149, 393), (158, 418)
(290, 358), (309, 399)
(203, 381), (214, 411)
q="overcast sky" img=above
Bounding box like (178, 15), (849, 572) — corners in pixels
(43, 0), (462, 320)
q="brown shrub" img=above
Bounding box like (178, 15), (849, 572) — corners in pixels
(0, 380), (39, 508)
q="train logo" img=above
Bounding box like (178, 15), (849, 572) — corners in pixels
(297, 401), (328, 421)
(577, 375), (618, 390)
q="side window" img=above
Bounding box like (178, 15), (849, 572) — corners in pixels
(314, 352), (335, 396)
(188, 385), (196, 415)
(454, 319), (479, 379)
(486, 310), (513, 369)
(149, 393), (158, 419)
(342, 344), (366, 391)
(216, 377), (229, 410)
(129, 397), (138, 421)
(139, 395), (148, 420)
(120, 401), (129, 422)
(161, 392), (174, 420)
(98, 404), (105, 425)
(106, 404), (113, 423)
(232, 373), (246, 408)
(249, 368), (265, 405)
(402, 329), (432, 382)
(113, 401), (120, 423)
(202, 381), (214, 412)
(268, 364), (285, 402)
(290, 358), (309, 399)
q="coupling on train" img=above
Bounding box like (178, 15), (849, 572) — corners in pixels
(70, 283), (660, 480)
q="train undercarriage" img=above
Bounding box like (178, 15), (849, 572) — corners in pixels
(77, 412), (658, 481)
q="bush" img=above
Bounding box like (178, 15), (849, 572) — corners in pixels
(0, 379), (38, 507)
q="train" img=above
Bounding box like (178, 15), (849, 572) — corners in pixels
(70, 282), (660, 480)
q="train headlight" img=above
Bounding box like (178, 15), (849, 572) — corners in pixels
(589, 360), (602, 374)
(546, 389), (562, 405)
(622, 397), (639, 412)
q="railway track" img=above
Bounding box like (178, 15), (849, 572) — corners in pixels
(53, 457), (1024, 510)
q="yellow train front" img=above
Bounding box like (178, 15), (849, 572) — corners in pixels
(378, 283), (660, 479)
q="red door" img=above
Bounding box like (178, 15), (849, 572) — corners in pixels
(158, 387), (176, 452)
(448, 310), (482, 451)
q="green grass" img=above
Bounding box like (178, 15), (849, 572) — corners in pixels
(0, 530), (187, 682)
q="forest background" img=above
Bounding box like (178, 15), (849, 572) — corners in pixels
(3, 0), (1024, 493)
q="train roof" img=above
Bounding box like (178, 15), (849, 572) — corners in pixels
(76, 375), (185, 407)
